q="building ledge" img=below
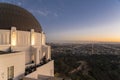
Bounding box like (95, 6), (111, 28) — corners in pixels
(25, 60), (52, 76)
(24, 60), (54, 80)
(0, 51), (21, 55)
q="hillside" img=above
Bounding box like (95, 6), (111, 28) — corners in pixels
(51, 44), (120, 80)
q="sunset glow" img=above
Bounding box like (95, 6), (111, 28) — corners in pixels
(1, 0), (120, 43)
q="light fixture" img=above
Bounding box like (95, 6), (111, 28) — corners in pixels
(31, 29), (35, 45)
(11, 27), (16, 46)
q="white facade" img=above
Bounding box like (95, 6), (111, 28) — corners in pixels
(0, 27), (54, 80)
(0, 30), (10, 45)
(0, 52), (25, 80)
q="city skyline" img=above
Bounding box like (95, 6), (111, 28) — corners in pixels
(0, 0), (120, 43)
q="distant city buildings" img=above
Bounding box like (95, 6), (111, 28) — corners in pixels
(51, 44), (120, 55)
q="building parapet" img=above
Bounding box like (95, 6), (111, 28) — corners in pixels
(24, 60), (54, 80)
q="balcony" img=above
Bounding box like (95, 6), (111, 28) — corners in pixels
(24, 60), (54, 80)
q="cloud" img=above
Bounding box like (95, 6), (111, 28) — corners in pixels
(30, 9), (59, 17)
(0, 0), (23, 6)
(54, 13), (58, 17)
(30, 9), (50, 16)
(17, 2), (22, 6)
(37, 10), (49, 16)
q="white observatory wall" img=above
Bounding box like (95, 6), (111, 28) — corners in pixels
(0, 30), (10, 45)
(13, 31), (42, 64)
(42, 45), (51, 60)
(40, 33), (46, 60)
(0, 52), (25, 80)
(32, 32), (42, 64)
(42, 33), (46, 45)
(17, 31), (30, 46)
(0, 29), (43, 64)
(37, 60), (54, 77)
(13, 31), (31, 64)
(34, 32), (41, 46)
(0, 30), (10, 51)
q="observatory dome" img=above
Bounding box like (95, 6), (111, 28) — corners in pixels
(0, 3), (42, 33)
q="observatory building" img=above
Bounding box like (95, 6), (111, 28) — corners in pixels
(0, 3), (54, 80)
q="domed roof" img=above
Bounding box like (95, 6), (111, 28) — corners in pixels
(0, 3), (42, 33)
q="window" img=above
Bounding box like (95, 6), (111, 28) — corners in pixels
(8, 66), (14, 80)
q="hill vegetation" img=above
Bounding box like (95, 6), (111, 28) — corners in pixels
(51, 44), (120, 80)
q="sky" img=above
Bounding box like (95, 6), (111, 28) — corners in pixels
(0, 0), (120, 43)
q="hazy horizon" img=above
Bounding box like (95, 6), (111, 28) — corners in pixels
(48, 40), (120, 44)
